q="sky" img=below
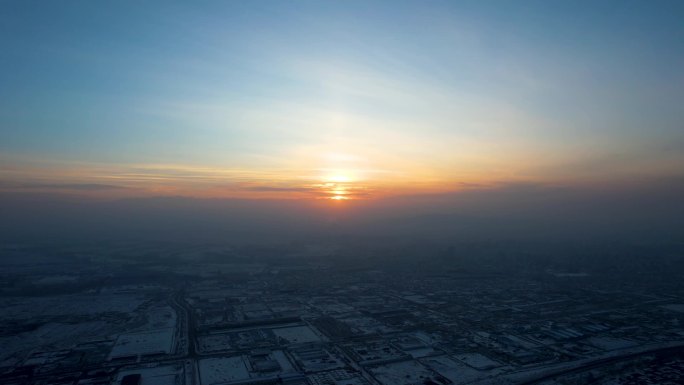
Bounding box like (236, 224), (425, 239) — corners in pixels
(1, 0), (684, 202)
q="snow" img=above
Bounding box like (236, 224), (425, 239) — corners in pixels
(290, 345), (345, 373)
(116, 365), (180, 385)
(199, 351), (296, 385)
(198, 333), (232, 353)
(0, 320), (112, 363)
(272, 325), (322, 344)
(455, 352), (501, 370)
(407, 347), (437, 358)
(369, 360), (446, 385)
(586, 337), (638, 351)
(109, 328), (175, 359)
(142, 306), (177, 330)
(421, 355), (497, 384)
(662, 304), (684, 313)
(199, 357), (250, 385)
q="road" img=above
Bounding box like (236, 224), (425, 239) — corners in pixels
(516, 343), (684, 385)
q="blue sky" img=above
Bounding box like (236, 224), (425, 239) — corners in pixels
(1, 1), (683, 198)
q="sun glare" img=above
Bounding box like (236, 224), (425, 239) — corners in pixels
(326, 174), (352, 183)
(320, 172), (356, 201)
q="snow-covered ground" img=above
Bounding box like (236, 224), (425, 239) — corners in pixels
(109, 328), (176, 359)
(586, 337), (638, 351)
(369, 359), (447, 385)
(455, 352), (502, 370)
(0, 320), (115, 365)
(200, 356), (250, 385)
(272, 325), (322, 344)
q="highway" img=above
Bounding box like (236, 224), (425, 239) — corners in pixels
(516, 343), (684, 385)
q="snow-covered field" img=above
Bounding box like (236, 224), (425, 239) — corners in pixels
(109, 328), (176, 359)
(200, 357), (251, 385)
(0, 321), (113, 365)
(455, 352), (502, 370)
(369, 360), (447, 385)
(272, 325), (322, 344)
(586, 337), (638, 351)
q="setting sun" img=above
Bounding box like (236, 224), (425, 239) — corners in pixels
(319, 171), (358, 200)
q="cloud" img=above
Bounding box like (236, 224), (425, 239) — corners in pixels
(244, 186), (317, 193)
(21, 183), (130, 190)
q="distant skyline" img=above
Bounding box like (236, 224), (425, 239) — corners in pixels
(2, 1), (683, 200)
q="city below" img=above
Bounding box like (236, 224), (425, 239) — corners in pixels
(1, 241), (683, 385)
